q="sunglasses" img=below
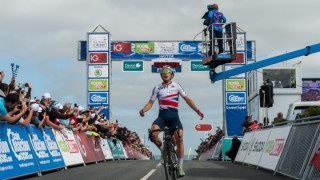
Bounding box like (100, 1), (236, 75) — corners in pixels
(161, 69), (172, 74)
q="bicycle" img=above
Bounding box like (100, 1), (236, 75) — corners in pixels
(149, 126), (181, 180)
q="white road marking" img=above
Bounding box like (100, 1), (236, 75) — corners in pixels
(140, 163), (162, 180)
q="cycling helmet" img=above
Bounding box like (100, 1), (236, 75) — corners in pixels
(160, 65), (174, 75)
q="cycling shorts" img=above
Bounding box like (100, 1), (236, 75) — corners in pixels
(152, 109), (183, 133)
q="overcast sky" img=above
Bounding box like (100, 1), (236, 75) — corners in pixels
(1, 0), (320, 156)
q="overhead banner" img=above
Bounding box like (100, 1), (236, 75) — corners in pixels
(0, 123), (39, 179)
(122, 61), (144, 72)
(111, 41), (205, 60)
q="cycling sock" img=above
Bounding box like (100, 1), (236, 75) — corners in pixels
(178, 158), (183, 168)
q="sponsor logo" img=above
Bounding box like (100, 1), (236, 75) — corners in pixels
(7, 129), (33, 161)
(239, 142), (250, 152)
(190, 61), (209, 71)
(29, 134), (49, 159)
(269, 139), (285, 156)
(123, 61), (143, 72)
(89, 92), (108, 104)
(89, 79), (108, 91)
(155, 42), (178, 54)
(43, 132), (61, 157)
(89, 53), (108, 64)
(135, 43), (154, 53)
(0, 139), (13, 164)
(88, 34), (109, 51)
(112, 43), (131, 53)
(66, 140), (79, 154)
(226, 92), (246, 105)
(179, 43), (197, 53)
(226, 79), (246, 91)
(74, 134), (87, 157)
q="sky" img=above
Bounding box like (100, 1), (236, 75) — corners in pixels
(1, 0), (320, 156)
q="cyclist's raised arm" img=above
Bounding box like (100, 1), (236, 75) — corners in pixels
(139, 99), (154, 117)
(183, 95), (204, 120)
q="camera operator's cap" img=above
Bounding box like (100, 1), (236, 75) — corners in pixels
(53, 103), (63, 110)
(42, 93), (52, 99)
(31, 103), (39, 111)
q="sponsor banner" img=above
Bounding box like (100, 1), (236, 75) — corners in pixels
(154, 42), (179, 54)
(195, 124), (212, 131)
(247, 41), (256, 60)
(230, 53), (245, 64)
(226, 79), (246, 91)
(0, 123), (39, 179)
(107, 139), (119, 159)
(226, 92), (246, 105)
(190, 61), (209, 72)
(88, 33), (109, 51)
(86, 136), (105, 161)
(99, 138), (113, 160)
(151, 58), (182, 73)
(179, 42), (198, 53)
(310, 139), (320, 169)
(78, 41), (87, 61)
(111, 41), (205, 60)
(236, 33), (246, 52)
(258, 126), (291, 170)
(225, 105), (247, 136)
(29, 126), (65, 172)
(88, 92), (108, 104)
(135, 43), (154, 53)
(89, 65), (108, 78)
(53, 129), (84, 166)
(123, 61), (144, 72)
(89, 53), (108, 64)
(112, 42), (132, 53)
(199, 142), (218, 161)
(122, 143), (136, 159)
(89, 79), (108, 91)
(222, 138), (243, 160)
(224, 65), (245, 78)
(73, 132), (96, 163)
(115, 139), (126, 159)
(243, 129), (271, 165)
(235, 131), (255, 162)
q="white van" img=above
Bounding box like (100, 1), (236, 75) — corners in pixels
(286, 101), (320, 120)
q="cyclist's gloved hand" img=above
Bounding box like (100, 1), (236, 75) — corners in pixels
(197, 110), (204, 120)
(139, 109), (145, 117)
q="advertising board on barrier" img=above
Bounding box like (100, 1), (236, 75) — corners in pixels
(235, 131), (255, 162)
(310, 140), (320, 169)
(29, 127), (65, 172)
(107, 139), (119, 159)
(0, 123), (39, 179)
(99, 138), (113, 160)
(115, 139), (126, 159)
(87, 136), (105, 161)
(73, 132), (96, 163)
(243, 129), (271, 165)
(53, 129), (84, 166)
(258, 126), (291, 170)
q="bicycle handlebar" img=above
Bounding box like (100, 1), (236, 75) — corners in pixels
(148, 126), (181, 139)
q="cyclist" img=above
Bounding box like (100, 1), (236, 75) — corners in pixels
(139, 65), (204, 177)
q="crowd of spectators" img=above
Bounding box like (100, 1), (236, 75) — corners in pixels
(0, 69), (152, 158)
(193, 127), (224, 160)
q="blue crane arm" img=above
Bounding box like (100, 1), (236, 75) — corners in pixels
(210, 43), (320, 82)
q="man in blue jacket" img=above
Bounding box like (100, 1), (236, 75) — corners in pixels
(207, 4), (227, 55)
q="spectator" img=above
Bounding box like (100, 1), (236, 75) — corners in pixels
(272, 112), (287, 125)
(225, 135), (241, 162)
(40, 93), (62, 130)
(241, 115), (254, 135)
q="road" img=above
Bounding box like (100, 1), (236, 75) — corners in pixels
(26, 160), (293, 180)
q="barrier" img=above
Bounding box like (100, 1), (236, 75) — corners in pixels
(73, 132), (97, 163)
(0, 123), (39, 179)
(276, 119), (320, 179)
(222, 137), (242, 161)
(199, 141), (218, 161)
(99, 138), (113, 160)
(303, 134), (320, 180)
(115, 139), (126, 159)
(107, 139), (120, 159)
(235, 131), (255, 162)
(29, 126), (65, 172)
(53, 129), (85, 167)
(86, 136), (105, 162)
(212, 139), (223, 160)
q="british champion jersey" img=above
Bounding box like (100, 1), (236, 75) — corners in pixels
(150, 81), (187, 110)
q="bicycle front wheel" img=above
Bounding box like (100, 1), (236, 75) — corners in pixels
(170, 145), (178, 180)
(164, 145), (171, 180)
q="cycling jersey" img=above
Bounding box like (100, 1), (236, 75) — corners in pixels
(150, 81), (186, 110)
